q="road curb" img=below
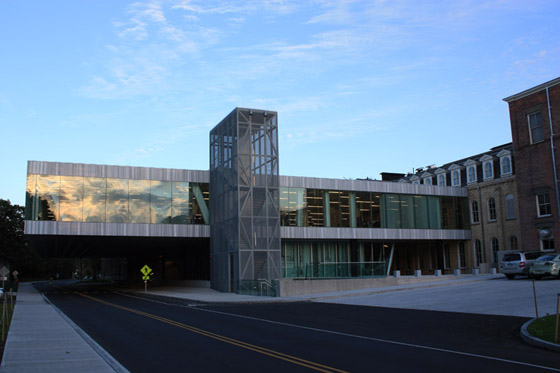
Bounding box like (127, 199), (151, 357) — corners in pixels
(520, 319), (560, 353)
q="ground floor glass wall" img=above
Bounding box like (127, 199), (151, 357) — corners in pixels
(282, 240), (392, 279)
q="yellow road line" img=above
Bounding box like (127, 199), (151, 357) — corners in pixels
(79, 293), (347, 373)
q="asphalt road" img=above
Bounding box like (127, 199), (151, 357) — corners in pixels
(35, 282), (560, 372)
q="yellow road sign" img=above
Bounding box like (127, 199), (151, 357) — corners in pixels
(142, 275), (150, 281)
(140, 265), (152, 276)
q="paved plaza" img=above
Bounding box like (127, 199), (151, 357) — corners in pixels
(322, 276), (560, 317)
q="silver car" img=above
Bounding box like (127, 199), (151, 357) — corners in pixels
(499, 251), (543, 279)
(529, 254), (560, 279)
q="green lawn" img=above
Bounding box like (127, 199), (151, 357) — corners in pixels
(528, 315), (560, 344)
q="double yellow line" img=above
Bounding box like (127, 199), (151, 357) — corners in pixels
(79, 293), (347, 373)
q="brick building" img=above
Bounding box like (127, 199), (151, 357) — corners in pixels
(395, 143), (521, 274)
(504, 77), (560, 253)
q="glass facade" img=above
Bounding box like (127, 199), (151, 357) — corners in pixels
(280, 187), (467, 230)
(26, 174), (209, 225)
(282, 241), (392, 279)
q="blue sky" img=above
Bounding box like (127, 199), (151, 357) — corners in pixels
(1, 0), (559, 206)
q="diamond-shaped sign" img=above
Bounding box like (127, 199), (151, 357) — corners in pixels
(140, 265), (152, 276)
(0, 266), (9, 277)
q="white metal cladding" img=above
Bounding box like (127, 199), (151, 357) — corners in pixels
(27, 161), (209, 183)
(24, 221), (210, 238)
(280, 226), (471, 240)
(279, 175), (467, 197)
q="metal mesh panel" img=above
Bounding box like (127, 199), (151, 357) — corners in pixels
(210, 108), (280, 295)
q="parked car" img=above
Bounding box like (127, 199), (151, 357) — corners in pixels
(499, 251), (544, 279)
(529, 254), (560, 279)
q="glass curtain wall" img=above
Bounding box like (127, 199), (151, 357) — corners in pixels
(26, 174), (210, 225)
(282, 240), (391, 279)
(280, 187), (466, 230)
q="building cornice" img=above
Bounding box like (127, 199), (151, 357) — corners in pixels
(503, 77), (560, 103)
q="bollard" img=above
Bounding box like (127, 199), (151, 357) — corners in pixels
(554, 293), (560, 343)
(472, 268), (479, 275)
(532, 279), (539, 319)
(434, 269), (442, 276)
(454, 269), (461, 276)
(414, 269), (422, 277)
(393, 270), (401, 278)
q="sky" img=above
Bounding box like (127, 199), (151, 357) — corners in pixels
(1, 0), (559, 206)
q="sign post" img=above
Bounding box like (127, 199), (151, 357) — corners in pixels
(140, 265), (153, 292)
(0, 267), (9, 289)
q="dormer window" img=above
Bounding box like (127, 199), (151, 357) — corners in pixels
(496, 148), (513, 177)
(423, 177), (432, 185)
(483, 161), (494, 180)
(501, 156), (512, 175)
(452, 170), (460, 186)
(479, 155), (495, 181)
(468, 166), (476, 183)
(410, 176), (420, 185)
(437, 172), (446, 186)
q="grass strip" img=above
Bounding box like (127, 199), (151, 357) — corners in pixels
(527, 315), (560, 344)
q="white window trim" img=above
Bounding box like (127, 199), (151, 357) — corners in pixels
(451, 170), (461, 186)
(437, 173), (446, 186)
(483, 161), (494, 180)
(500, 155), (512, 176)
(467, 166), (477, 184)
(536, 193), (552, 217)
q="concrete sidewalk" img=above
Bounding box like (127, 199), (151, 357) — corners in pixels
(0, 283), (126, 373)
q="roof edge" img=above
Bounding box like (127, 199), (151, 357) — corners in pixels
(503, 77), (560, 103)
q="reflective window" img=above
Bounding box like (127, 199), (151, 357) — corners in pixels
(151, 181), (172, 223)
(37, 175), (60, 221)
(172, 182), (191, 224)
(106, 179), (128, 223)
(25, 174), (37, 220)
(129, 180), (151, 223)
(59, 176), (83, 222)
(83, 178), (106, 222)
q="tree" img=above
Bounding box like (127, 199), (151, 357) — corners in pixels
(0, 199), (46, 277)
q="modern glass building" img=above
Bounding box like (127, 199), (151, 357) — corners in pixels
(24, 108), (470, 296)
